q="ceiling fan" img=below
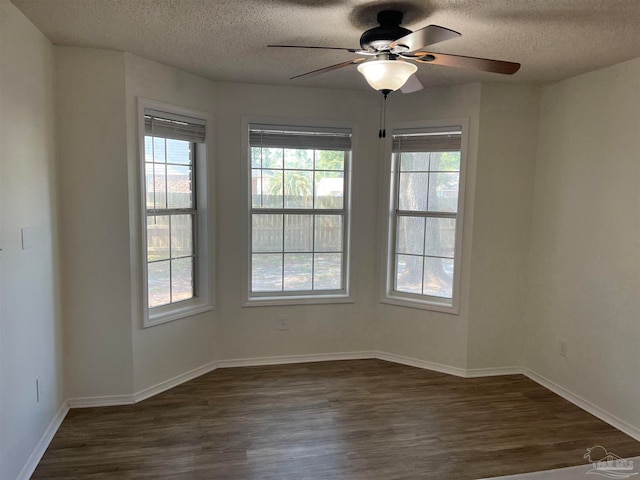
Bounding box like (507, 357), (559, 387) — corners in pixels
(269, 10), (521, 95)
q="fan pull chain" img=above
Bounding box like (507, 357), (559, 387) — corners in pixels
(378, 89), (390, 139)
(378, 93), (384, 138)
(382, 92), (387, 138)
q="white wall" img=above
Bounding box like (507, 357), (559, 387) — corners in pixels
(55, 47), (134, 398)
(525, 58), (640, 429)
(466, 83), (539, 368)
(374, 83), (482, 369)
(0, 1), (64, 478)
(213, 81), (380, 361)
(124, 54), (218, 393)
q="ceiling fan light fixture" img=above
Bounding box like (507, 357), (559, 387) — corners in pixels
(357, 59), (418, 92)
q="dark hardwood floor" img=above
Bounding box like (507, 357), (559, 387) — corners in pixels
(32, 359), (640, 479)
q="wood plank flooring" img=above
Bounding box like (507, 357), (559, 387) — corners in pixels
(32, 359), (640, 479)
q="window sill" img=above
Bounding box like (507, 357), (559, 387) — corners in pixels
(380, 295), (459, 315)
(244, 294), (354, 308)
(145, 301), (214, 328)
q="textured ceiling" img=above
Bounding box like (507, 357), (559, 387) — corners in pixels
(11, 0), (640, 91)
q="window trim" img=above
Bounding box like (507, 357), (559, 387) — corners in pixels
(241, 116), (355, 307)
(379, 118), (469, 314)
(137, 98), (214, 327)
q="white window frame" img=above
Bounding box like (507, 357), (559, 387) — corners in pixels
(138, 98), (213, 327)
(380, 118), (469, 314)
(241, 116), (354, 307)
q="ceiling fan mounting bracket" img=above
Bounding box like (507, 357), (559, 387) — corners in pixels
(377, 10), (404, 27)
(360, 9), (412, 52)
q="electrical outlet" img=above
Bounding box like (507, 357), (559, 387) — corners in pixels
(21, 227), (33, 250)
(278, 315), (289, 331)
(560, 341), (568, 357)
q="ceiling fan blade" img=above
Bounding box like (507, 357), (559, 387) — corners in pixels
(290, 58), (366, 80)
(413, 51), (521, 75)
(390, 25), (460, 53)
(269, 44), (359, 53)
(400, 74), (424, 94)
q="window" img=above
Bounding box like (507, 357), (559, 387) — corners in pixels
(140, 103), (212, 326)
(383, 122), (467, 312)
(246, 123), (352, 304)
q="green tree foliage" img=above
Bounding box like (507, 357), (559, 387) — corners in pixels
(284, 148), (313, 169)
(266, 171), (312, 197)
(315, 150), (344, 171)
(262, 147), (284, 168)
(436, 151), (460, 171)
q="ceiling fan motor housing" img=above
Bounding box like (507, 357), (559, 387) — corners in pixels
(360, 10), (412, 51)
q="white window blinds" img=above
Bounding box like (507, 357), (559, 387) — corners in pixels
(249, 124), (352, 151)
(144, 109), (206, 143)
(393, 126), (462, 152)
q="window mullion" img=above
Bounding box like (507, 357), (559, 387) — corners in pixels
(311, 153), (316, 290)
(151, 137), (157, 214)
(395, 210), (456, 219)
(251, 208), (343, 215)
(191, 145), (197, 298)
(425, 151), (432, 212)
(280, 147), (285, 292)
(280, 148), (284, 209)
(421, 210), (427, 296)
(311, 213), (316, 290)
(163, 139), (168, 209)
(395, 155), (402, 213)
(260, 140), (264, 208)
(191, 144), (197, 210)
(147, 208), (196, 216)
(168, 214), (173, 303)
(281, 212), (285, 292)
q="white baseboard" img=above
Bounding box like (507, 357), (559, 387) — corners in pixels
(464, 366), (523, 378)
(374, 350), (468, 377)
(67, 363), (220, 407)
(373, 352), (640, 442)
(16, 400), (70, 480)
(133, 361), (218, 403)
(522, 367), (640, 442)
(217, 351), (375, 369)
(66, 353), (375, 409)
(67, 394), (134, 408)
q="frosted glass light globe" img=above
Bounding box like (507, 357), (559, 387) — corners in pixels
(357, 60), (418, 92)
